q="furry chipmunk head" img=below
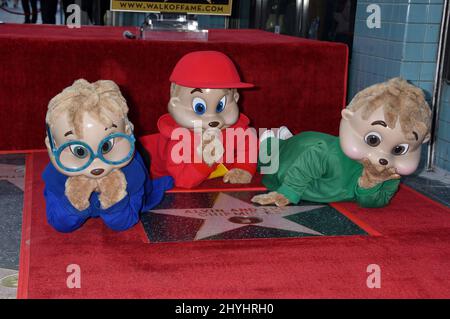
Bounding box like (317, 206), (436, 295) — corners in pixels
(168, 84), (241, 131)
(167, 51), (253, 131)
(45, 79), (135, 179)
(339, 77), (432, 175)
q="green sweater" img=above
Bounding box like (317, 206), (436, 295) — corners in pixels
(259, 132), (400, 208)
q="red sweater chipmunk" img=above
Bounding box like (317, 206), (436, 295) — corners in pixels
(140, 51), (257, 189)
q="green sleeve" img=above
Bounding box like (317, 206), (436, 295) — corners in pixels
(354, 179), (400, 208)
(276, 144), (328, 204)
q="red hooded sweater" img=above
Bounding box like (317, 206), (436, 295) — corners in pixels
(140, 113), (258, 189)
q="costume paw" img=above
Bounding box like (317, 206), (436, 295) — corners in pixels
(251, 191), (290, 207)
(201, 128), (224, 166)
(97, 169), (128, 209)
(65, 175), (98, 211)
(358, 158), (401, 188)
(223, 168), (252, 184)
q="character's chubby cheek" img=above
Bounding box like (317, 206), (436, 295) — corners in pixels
(391, 156), (420, 176)
(220, 105), (239, 126)
(339, 134), (367, 160)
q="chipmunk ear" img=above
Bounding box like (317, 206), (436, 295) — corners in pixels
(169, 96), (181, 108)
(422, 132), (431, 144)
(170, 83), (178, 97)
(124, 118), (134, 134)
(233, 89), (240, 103)
(341, 109), (355, 121)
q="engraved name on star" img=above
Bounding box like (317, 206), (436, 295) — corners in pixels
(149, 193), (324, 240)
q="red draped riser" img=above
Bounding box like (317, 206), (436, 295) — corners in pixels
(0, 24), (348, 151)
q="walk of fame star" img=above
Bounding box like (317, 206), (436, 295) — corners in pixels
(149, 193), (324, 240)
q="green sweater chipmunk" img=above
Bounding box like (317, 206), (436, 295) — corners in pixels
(252, 78), (432, 208)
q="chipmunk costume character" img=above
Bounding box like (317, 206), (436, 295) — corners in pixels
(252, 78), (432, 208)
(141, 51), (258, 189)
(43, 79), (173, 233)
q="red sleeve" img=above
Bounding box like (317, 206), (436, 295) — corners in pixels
(165, 139), (215, 189)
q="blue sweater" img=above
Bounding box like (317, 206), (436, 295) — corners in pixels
(42, 152), (173, 233)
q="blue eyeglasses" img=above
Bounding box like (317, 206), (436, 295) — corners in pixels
(46, 124), (136, 173)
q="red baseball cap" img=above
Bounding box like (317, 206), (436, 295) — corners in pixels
(169, 51), (254, 89)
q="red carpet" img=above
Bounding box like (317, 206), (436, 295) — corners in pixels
(18, 151), (450, 298)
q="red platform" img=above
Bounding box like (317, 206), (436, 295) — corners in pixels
(0, 24), (348, 150)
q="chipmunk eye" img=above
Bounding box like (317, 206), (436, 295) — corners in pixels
(364, 132), (381, 147)
(216, 96), (226, 113)
(101, 138), (115, 154)
(69, 145), (89, 159)
(392, 144), (409, 155)
(192, 97), (207, 115)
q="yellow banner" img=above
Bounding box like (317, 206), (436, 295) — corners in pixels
(110, 0), (233, 16)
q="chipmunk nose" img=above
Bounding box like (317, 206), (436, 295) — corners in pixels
(90, 168), (105, 176)
(208, 121), (220, 127)
(379, 158), (388, 166)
